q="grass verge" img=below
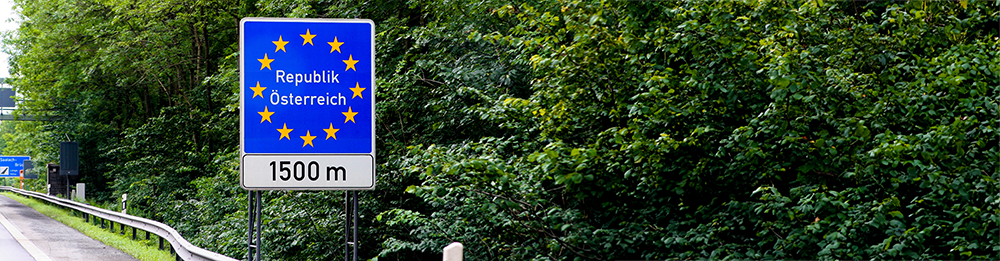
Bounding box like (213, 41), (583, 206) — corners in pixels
(1, 192), (176, 261)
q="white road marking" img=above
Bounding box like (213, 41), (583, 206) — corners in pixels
(0, 210), (52, 261)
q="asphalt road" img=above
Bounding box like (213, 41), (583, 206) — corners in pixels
(0, 194), (138, 261)
(0, 213), (35, 260)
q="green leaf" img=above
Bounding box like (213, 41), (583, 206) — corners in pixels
(774, 78), (791, 88)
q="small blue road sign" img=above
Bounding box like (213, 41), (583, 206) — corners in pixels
(240, 18), (375, 190)
(0, 156), (30, 178)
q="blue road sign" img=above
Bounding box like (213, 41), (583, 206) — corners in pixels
(240, 18), (376, 190)
(0, 156), (30, 177)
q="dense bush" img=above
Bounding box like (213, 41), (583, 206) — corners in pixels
(2, 0), (998, 260)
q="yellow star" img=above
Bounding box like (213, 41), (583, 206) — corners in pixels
(258, 53), (274, 70)
(350, 82), (366, 99)
(258, 106), (275, 123)
(300, 130), (316, 147)
(250, 81), (267, 99)
(277, 123), (293, 140)
(342, 106), (358, 123)
(343, 54), (358, 71)
(273, 35), (289, 52)
(323, 123), (340, 140)
(328, 37), (344, 53)
(300, 29), (316, 46)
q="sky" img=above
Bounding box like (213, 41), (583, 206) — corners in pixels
(0, 0), (18, 78)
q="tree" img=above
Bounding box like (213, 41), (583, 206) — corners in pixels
(3, 0), (997, 260)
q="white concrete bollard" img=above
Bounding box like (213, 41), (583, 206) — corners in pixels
(76, 183), (86, 201)
(443, 242), (463, 261)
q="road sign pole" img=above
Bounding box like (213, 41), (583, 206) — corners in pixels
(351, 191), (358, 261)
(247, 191), (252, 260)
(256, 192), (262, 260)
(247, 191), (263, 261)
(247, 191), (256, 261)
(344, 191), (359, 261)
(341, 191), (360, 261)
(344, 191), (349, 261)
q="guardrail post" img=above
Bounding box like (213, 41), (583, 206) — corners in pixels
(146, 230), (150, 240)
(159, 236), (165, 250)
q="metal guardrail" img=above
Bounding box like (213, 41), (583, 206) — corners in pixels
(0, 186), (238, 261)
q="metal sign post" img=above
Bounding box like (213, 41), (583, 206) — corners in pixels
(239, 18), (376, 261)
(247, 191), (262, 261)
(345, 191), (359, 261)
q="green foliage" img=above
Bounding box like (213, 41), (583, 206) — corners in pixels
(381, 0), (1000, 260)
(2, 0), (998, 260)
